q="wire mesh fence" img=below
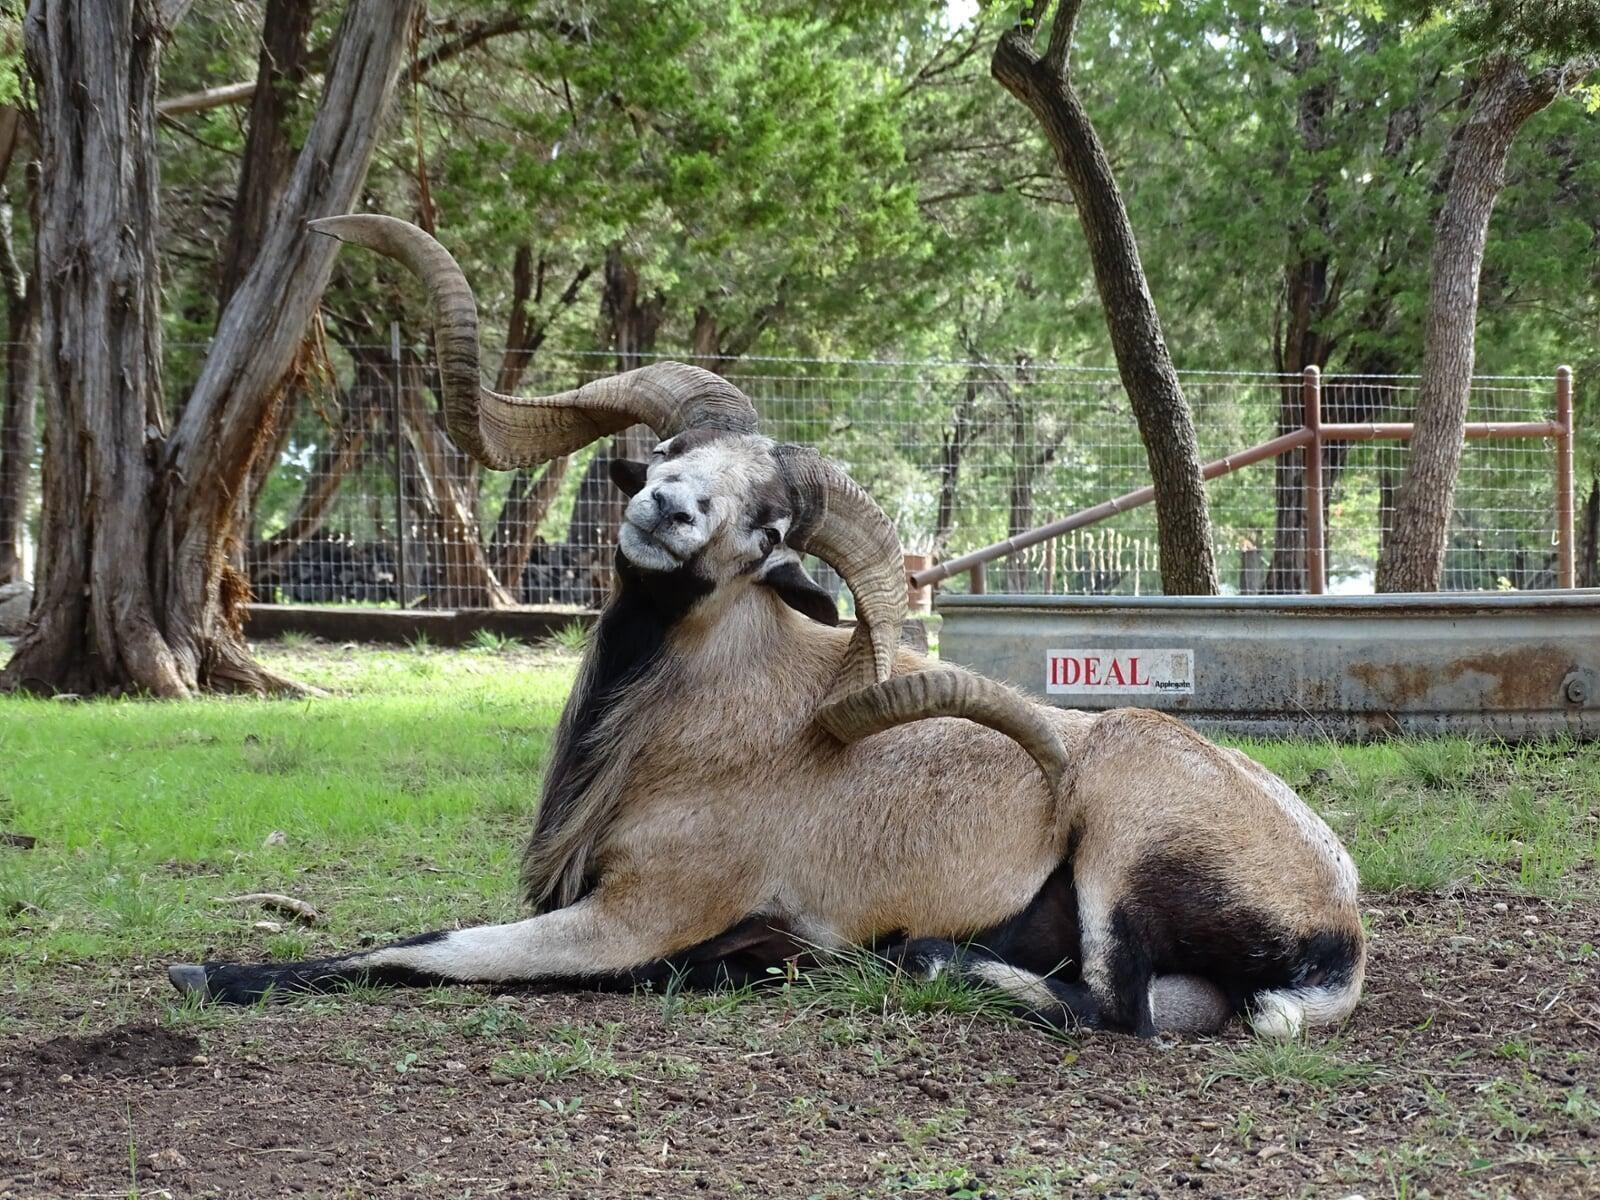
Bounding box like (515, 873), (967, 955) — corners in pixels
(0, 344), (1570, 611)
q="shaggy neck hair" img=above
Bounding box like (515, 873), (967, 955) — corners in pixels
(523, 553), (841, 912)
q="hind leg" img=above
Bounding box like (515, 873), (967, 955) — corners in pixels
(890, 937), (1108, 1031)
(1075, 889), (1158, 1035)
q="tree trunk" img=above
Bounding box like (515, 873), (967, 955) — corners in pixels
(3, 0), (422, 696)
(1265, 9), (1336, 593)
(397, 354), (514, 609)
(565, 246), (663, 588)
(215, 0), (312, 313)
(933, 371), (981, 557)
(992, 4), (1217, 595)
(1579, 478), (1598, 590)
(484, 245), (590, 594)
(0, 169), (40, 587)
(251, 369), (382, 585)
(1375, 56), (1571, 593)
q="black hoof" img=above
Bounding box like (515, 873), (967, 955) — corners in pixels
(167, 963), (211, 1001)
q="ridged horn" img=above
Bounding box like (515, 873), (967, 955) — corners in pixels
(816, 670), (1069, 794)
(774, 445), (905, 687)
(307, 214), (758, 468)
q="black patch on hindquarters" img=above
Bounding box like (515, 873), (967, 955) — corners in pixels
(960, 854), (1084, 979)
(1288, 927), (1363, 993)
(526, 552), (712, 911)
(1120, 852), (1317, 1016)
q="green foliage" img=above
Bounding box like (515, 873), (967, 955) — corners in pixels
(1397, 0), (1600, 61)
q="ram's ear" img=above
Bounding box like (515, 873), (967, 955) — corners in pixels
(756, 550), (840, 625)
(609, 458), (649, 497)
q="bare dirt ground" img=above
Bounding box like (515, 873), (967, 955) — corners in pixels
(2, 888), (1597, 1199)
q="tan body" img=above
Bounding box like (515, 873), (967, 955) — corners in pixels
(553, 593), (1358, 972)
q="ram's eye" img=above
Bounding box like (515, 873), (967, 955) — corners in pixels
(760, 527), (781, 551)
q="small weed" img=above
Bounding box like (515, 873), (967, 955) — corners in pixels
(275, 630), (315, 650)
(492, 1024), (623, 1082)
(406, 631), (434, 654)
(544, 620), (589, 653)
(534, 1096), (584, 1116)
(1205, 1036), (1376, 1091)
(459, 1004), (531, 1040)
(393, 1051), (421, 1073)
(469, 628), (520, 654)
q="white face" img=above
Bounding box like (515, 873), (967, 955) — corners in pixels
(617, 433), (791, 578)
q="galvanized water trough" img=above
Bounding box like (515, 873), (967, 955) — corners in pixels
(937, 590), (1600, 740)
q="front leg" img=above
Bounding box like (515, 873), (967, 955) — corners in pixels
(169, 882), (740, 1005)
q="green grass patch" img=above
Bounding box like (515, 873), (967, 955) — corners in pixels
(1228, 736), (1600, 895)
(0, 641), (577, 1013)
(1205, 1035), (1378, 1091)
(491, 1022), (624, 1082)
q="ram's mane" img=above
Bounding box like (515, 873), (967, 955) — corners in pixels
(522, 557), (711, 912)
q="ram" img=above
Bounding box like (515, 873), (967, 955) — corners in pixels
(169, 216), (1364, 1039)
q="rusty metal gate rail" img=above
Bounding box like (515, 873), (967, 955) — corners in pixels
(936, 590), (1600, 740)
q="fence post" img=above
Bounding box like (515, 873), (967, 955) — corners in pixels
(968, 564), (986, 595)
(390, 321), (408, 608)
(1302, 365), (1326, 595)
(1555, 365), (1574, 589)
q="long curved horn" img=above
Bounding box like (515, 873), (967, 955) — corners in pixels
(775, 445), (906, 688)
(816, 670), (1070, 794)
(308, 215), (757, 468)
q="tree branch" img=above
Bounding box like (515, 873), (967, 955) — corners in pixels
(158, 13), (538, 117)
(1044, 0), (1084, 75)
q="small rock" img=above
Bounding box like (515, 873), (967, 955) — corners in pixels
(253, 919), (284, 933)
(149, 1148), (189, 1173)
(55, 1074), (71, 1085)
(1524, 913), (1540, 925)
(263, 830), (287, 847)
(1493, 902), (1508, 914)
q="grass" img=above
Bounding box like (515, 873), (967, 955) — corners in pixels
(0, 640), (577, 1016)
(490, 1022), (624, 1082)
(1229, 735), (1600, 895)
(1205, 1035), (1378, 1091)
(2, 637), (1598, 1027)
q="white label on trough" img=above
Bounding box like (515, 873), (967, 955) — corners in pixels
(1045, 649), (1194, 695)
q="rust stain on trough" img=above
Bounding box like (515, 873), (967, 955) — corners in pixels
(1447, 647), (1573, 710)
(1348, 648), (1573, 710)
(1347, 662), (1437, 707)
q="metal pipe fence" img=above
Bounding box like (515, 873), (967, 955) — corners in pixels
(0, 341), (1576, 611)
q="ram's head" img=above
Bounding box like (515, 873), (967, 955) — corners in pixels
(308, 215), (905, 691)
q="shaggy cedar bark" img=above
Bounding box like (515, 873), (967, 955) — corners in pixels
(991, 2), (1217, 595)
(2, 0), (422, 696)
(1376, 55), (1593, 592)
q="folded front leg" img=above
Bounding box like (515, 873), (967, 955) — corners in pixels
(169, 886), (733, 1005)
